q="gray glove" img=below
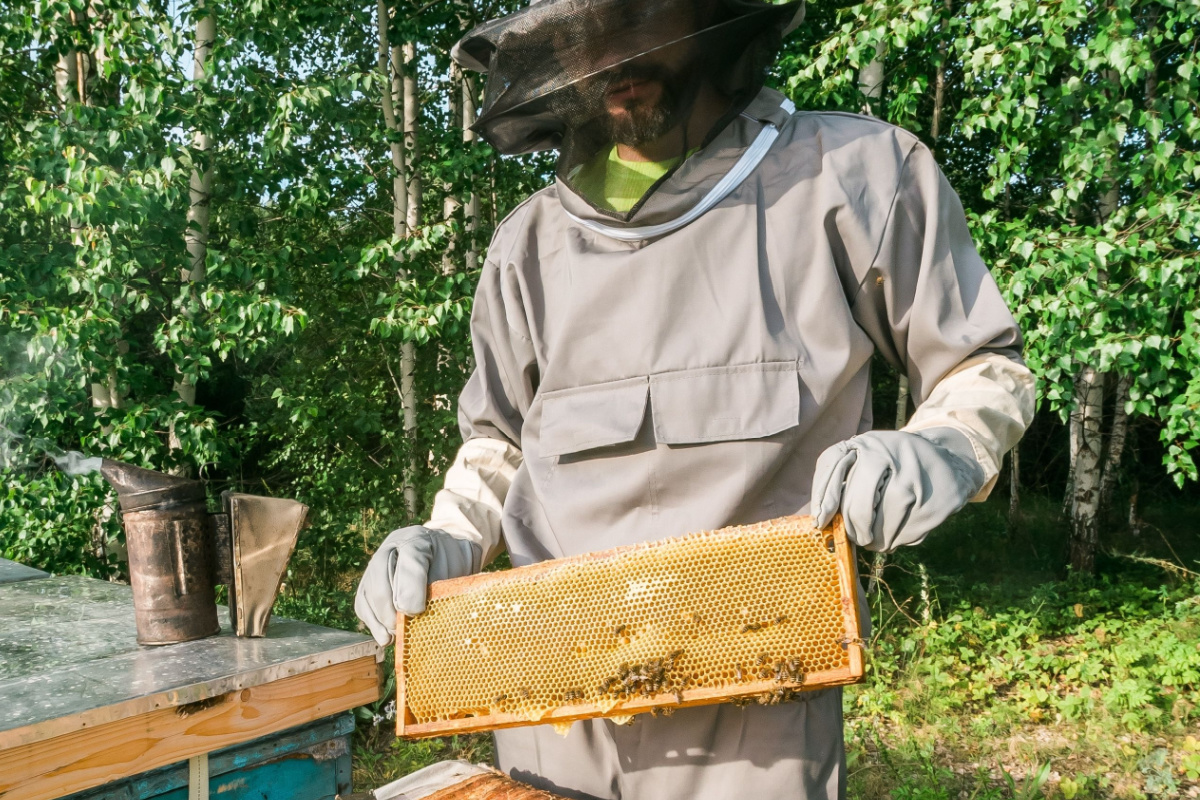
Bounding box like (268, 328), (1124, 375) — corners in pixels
(354, 525), (481, 646)
(810, 427), (986, 552)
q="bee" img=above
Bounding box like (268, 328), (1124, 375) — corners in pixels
(755, 652), (769, 665)
(673, 689), (685, 704)
(612, 624), (628, 636)
(493, 693), (508, 705)
(517, 687), (532, 699)
(564, 689), (584, 702)
(660, 706), (676, 717)
(734, 664), (745, 682)
(598, 676), (619, 694)
(774, 614), (789, 625)
(690, 612), (704, 624)
(666, 649), (684, 664)
(741, 622), (762, 633)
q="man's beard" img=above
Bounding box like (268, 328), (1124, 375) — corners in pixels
(597, 63), (690, 147)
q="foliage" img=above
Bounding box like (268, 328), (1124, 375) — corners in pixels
(842, 500), (1200, 798)
(0, 0), (534, 573)
(780, 0), (1200, 485)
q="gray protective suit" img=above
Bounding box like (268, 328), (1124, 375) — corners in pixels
(455, 86), (1024, 799)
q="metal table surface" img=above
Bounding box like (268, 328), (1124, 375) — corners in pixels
(0, 571), (382, 800)
(0, 556), (49, 585)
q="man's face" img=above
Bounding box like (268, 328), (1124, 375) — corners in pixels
(597, 45), (695, 146)
(561, 5), (702, 146)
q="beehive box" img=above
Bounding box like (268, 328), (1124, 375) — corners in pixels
(374, 760), (568, 800)
(397, 515), (863, 738)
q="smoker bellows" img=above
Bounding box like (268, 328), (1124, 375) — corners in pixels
(100, 459), (308, 645)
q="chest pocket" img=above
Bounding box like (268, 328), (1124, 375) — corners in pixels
(537, 362), (800, 459)
(532, 363), (802, 550)
(649, 361), (800, 445)
(539, 376), (650, 458)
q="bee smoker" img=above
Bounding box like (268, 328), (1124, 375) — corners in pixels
(100, 459), (308, 646)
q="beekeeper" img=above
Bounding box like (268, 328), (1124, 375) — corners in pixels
(355, 0), (1035, 796)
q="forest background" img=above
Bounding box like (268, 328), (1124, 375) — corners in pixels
(2, 0), (1199, 796)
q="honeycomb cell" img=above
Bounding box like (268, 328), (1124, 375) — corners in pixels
(399, 515), (864, 738)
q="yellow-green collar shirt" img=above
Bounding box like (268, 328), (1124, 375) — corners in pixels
(570, 145), (686, 214)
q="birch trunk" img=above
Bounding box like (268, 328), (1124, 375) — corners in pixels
(400, 40), (421, 518)
(858, 43), (885, 117)
(376, 2), (419, 518)
(183, 1), (214, 288)
(1063, 382), (1080, 517)
(1098, 374), (1132, 511)
(463, 73), (481, 273)
(1067, 67), (1122, 571)
(1068, 365), (1104, 573)
(169, 1), (215, 461)
(442, 65), (463, 277)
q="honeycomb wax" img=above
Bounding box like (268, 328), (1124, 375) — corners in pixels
(398, 515), (863, 738)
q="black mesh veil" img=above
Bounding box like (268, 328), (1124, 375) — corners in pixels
(452, 0), (803, 216)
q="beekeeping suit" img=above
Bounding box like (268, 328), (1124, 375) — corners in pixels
(355, 0), (1035, 797)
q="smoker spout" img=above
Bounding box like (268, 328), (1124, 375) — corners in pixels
(100, 458), (207, 513)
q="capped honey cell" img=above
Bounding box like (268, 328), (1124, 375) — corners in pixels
(398, 515), (864, 738)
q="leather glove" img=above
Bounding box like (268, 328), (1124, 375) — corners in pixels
(810, 427), (986, 552)
(354, 525), (482, 646)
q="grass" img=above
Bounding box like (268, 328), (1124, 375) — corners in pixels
(276, 493), (1200, 798)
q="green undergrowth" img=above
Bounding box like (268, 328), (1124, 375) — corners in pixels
(272, 494), (1200, 797)
(845, 497), (1200, 798)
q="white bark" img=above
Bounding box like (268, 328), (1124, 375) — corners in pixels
(170, 1), (215, 461)
(858, 43), (885, 116)
(1067, 71), (1122, 566)
(54, 40), (79, 107)
(377, 0), (408, 238)
(402, 42), (421, 234)
(372, 32), (422, 518)
(376, 2), (420, 517)
(1098, 374), (1132, 510)
(184, 3), (214, 285)
(1069, 366), (1104, 573)
(401, 42), (421, 518)
(442, 64), (463, 276)
(463, 73), (481, 273)
(1063, 374), (1081, 517)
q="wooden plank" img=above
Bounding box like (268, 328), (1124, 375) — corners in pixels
(0, 655), (380, 800)
(397, 515), (865, 739)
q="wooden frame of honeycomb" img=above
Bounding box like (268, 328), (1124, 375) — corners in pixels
(397, 515), (864, 739)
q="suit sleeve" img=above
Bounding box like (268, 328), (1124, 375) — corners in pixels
(425, 259), (539, 563)
(850, 142), (1035, 497)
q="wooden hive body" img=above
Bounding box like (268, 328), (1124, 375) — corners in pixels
(397, 515), (864, 738)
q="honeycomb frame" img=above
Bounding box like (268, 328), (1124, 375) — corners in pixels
(397, 515), (864, 739)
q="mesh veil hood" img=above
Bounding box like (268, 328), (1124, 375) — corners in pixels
(451, 0), (804, 157)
